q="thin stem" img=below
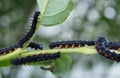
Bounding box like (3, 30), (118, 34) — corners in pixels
(0, 49), (25, 61)
(0, 46), (97, 67)
(0, 46), (97, 62)
(23, 0), (49, 48)
(36, 0), (49, 28)
(19, 46), (97, 57)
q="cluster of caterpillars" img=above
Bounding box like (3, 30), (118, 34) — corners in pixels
(95, 37), (120, 62)
(0, 11), (61, 65)
(0, 11), (60, 65)
(1, 11), (120, 66)
(49, 40), (120, 50)
(49, 37), (120, 62)
(0, 11), (43, 55)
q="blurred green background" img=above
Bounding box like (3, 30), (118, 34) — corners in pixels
(0, 0), (120, 78)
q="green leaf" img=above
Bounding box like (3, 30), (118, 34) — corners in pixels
(51, 54), (72, 76)
(41, 1), (73, 26)
(37, 0), (73, 26)
(37, 0), (70, 16)
(0, 60), (11, 67)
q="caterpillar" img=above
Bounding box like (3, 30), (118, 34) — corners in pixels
(27, 42), (43, 50)
(0, 44), (19, 55)
(105, 41), (120, 50)
(95, 37), (120, 62)
(10, 51), (61, 65)
(0, 42), (43, 55)
(0, 11), (41, 55)
(49, 40), (95, 49)
(49, 40), (120, 51)
(18, 11), (40, 47)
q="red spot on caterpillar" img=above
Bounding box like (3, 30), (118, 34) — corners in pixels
(65, 44), (69, 48)
(118, 48), (120, 51)
(78, 44), (81, 48)
(59, 45), (63, 49)
(9, 50), (12, 53)
(3, 52), (6, 55)
(104, 53), (108, 57)
(72, 44), (75, 48)
(98, 49), (102, 53)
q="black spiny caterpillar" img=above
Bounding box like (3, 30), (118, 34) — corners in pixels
(10, 51), (61, 65)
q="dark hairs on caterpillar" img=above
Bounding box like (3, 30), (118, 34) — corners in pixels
(49, 40), (95, 49)
(95, 37), (120, 62)
(105, 42), (120, 50)
(27, 42), (43, 50)
(49, 40), (120, 51)
(10, 51), (61, 65)
(0, 44), (19, 55)
(18, 11), (40, 47)
(0, 11), (41, 55)
(0, 42), (43, 55)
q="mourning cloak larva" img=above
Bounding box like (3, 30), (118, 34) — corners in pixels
(49, 39), (120, 51)
(0, 44), (19, 55)
(0, 42), (43, 55)
(95, 37), (120, 62)
(105, 42), (120, 50)
(10, 51), (61, 65)
(49, 40), (95, 49)
(27, 42), (43, 50)
(0, 11), (41, 55)
(18, 11), (40, 47)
